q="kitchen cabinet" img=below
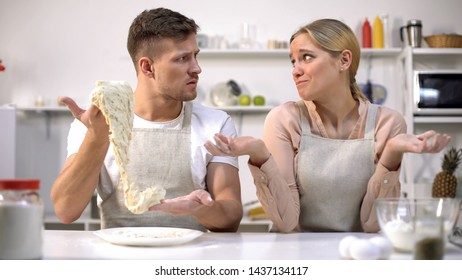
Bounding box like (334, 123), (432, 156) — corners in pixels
(0, 106), (16, 178)
(399, 47), (462, 198)
(16, 106), (70, 139)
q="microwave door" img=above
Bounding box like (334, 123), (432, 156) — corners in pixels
(415, 72), (462, 115)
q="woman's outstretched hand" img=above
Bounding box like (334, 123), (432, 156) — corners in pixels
(204, 133), (271, 166)
(380, 130), (452, 171)
(390, 130), (451, 154)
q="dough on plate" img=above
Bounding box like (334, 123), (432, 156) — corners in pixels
(91, 80), (166, 214)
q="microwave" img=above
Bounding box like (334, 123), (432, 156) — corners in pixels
(413, 70), (462, 115)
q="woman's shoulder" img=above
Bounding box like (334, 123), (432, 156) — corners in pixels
(268, 101), (300, 118)
(265, 101), (302, 132)
(375, 104), (405, 122)
(373, 103), (407, 134)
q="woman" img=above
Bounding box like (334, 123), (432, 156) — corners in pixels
(205, 19), (451, 233)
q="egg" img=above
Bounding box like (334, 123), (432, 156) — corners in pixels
(349, 239), (381, 260)
(369, 236), (393, 259)
(338, 235), (359, 259)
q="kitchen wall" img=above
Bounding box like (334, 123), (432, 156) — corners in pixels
(1, 0), (461, 107)
(1, 0), (461, 215)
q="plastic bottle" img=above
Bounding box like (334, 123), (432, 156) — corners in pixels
(373, 16), (384, 48)
(362, 18), (372, 48)
(380, 14), (391, 48)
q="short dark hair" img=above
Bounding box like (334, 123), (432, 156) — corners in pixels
(127, 8), (199, 66)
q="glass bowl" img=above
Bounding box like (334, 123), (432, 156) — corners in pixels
(375, 197), (461, 252)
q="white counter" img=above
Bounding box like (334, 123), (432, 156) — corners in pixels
(42, 230), (462, 260)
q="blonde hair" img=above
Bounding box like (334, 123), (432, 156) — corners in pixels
(290, 19), (367, 102)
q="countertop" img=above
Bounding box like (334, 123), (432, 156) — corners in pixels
(42, 230), (462, 260)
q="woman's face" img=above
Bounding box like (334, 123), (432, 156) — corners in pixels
(290, 34), (342, 102)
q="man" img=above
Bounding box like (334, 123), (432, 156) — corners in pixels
(51, 8), (243, 232)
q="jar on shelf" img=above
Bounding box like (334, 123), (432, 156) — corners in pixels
(0, 179), (44, 259)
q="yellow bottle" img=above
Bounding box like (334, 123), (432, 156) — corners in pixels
(373, 16), (384, 48)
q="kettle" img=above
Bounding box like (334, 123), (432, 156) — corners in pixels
(400, 19), (423, 47)
(210, 80), (242, 107)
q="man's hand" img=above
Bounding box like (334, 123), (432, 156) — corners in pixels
(58, 96), (109, 137)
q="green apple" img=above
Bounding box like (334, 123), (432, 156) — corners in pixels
(253, 95), (266, 106)
(239, 95), (251, 106)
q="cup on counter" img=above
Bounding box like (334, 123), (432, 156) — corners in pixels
(413, 200), (446, 260)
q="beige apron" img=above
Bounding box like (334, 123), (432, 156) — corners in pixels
(99, 102), (206, 231)
(296, 101), (377, 232)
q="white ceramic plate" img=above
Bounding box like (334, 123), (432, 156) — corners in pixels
(94, 227), (203, 247)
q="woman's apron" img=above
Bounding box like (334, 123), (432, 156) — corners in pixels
(296, 101), (377, 232)
(100, 102), (206, 231)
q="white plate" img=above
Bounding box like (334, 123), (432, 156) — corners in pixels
(94, 227), (203, 247)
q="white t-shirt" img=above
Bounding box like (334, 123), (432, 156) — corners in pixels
(66, 101), (239, 195)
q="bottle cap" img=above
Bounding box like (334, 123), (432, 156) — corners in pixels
(407, 19), (422, 26)
(0, 179), (40, 190)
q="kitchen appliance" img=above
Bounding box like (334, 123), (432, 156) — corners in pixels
(413, 70), (462, 115)
(400, 19), (422, 48)
(210, 80), (242, 107)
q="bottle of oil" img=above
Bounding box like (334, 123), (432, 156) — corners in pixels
(373, 16), (384, 48)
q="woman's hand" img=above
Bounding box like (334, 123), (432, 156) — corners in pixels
(380, 130), (451, 171)
(204, 133), (271, 166)
(389, 130), (451, 154)
(148, 189), (214, 215)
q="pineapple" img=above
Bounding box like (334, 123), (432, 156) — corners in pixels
(432, 147), (462, 198)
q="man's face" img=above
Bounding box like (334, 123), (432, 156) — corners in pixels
(152, 34), (202, 102)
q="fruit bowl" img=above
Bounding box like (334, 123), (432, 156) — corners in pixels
(375, 197), (460, 252)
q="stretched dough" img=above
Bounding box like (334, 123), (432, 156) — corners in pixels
(91, 80), (166, 214)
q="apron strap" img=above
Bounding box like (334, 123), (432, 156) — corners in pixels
(182, 102), (193, 132)
(298, 100), (378, 141)
(296, 100), (312, 134)
(364, 104), (378, 140)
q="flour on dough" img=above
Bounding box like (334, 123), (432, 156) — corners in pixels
(91, 80), (166, 214)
